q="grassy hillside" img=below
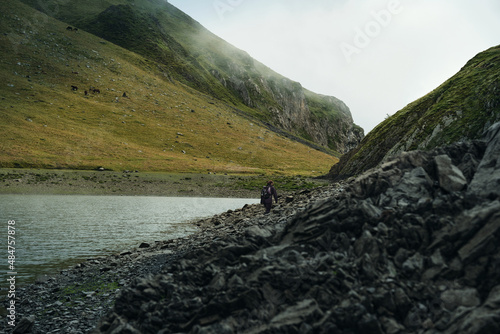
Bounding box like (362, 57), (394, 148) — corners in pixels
(18, 0), (238, 103)
(17, 0), (362, 153)
(0, 0), (337, 175)
(328, 44), (500, 179)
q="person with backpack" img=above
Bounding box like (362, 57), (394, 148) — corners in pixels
(261, 180), (278, 214)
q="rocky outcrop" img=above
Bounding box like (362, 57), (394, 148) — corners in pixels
(89, 124), (500, 334)
(211, 58), (364, 154)
(327, 44), (500, 179)
(264, 79), (363, 153)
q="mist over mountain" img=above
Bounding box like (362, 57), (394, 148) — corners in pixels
(18, 0), (363, 155)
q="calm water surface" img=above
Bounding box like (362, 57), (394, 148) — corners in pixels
(0, 194), (259, 285)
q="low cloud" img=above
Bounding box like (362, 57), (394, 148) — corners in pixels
(169, 0), (500, 133)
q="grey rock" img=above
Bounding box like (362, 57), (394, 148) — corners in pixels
(435, 154), (467, 192)
(354, 230), (379, 259)
(380, 316), (405, 334)
(12, 316), (35, 334)
(270, 299), (323, 327)
(457, 201), (500, 264)
(245, 225), (272, 239)
(402, 252), (424, 274)
(469, 122), (500, 197)
(441, 288), (481, 311)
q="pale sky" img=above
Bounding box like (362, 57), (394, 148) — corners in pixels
(168, 0), (500, 134)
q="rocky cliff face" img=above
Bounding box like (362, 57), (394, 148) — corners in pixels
(218, 67), (364, 153)
(267, 82), (363, 154)
(327, 45), (500, 179)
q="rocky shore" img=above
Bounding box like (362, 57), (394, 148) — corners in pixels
(2, 178), (342, 334)
(5, 123), (500, 333)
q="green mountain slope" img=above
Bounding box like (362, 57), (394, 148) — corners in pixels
(0, 0), (338, 174)
(327, 45), (500, 179)
(18, 0), (363, 154)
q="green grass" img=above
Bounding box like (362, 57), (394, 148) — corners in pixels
(229, 175), (327, 192)
(0, 168), (329, 198)
(0, 0), (338, 176)
(59, 279), (120, 300)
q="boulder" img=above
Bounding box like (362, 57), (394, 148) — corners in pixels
(12, 316), (35, 334)
(469, 122), (500, 197)
(434, 154), (467, 192)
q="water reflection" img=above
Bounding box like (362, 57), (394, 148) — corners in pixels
(0, 195), (258, 285)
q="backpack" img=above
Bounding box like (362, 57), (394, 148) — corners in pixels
(261, 186), (271, 200)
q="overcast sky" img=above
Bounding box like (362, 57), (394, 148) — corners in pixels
(168, 0), (500, 134)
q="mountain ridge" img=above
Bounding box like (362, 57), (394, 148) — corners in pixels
(18, 0), (363, 154)
(0, 0), (339, 175)
(327, 44), (500, 180)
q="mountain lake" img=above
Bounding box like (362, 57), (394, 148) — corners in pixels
(0, 194), (259, 287)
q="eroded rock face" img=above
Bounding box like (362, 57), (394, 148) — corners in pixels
(214, 60), (364, 154)
(92, 124), (500, 333)
(256, 76), (364, 154)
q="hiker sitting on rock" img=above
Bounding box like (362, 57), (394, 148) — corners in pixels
(261, 180), (278, 214)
